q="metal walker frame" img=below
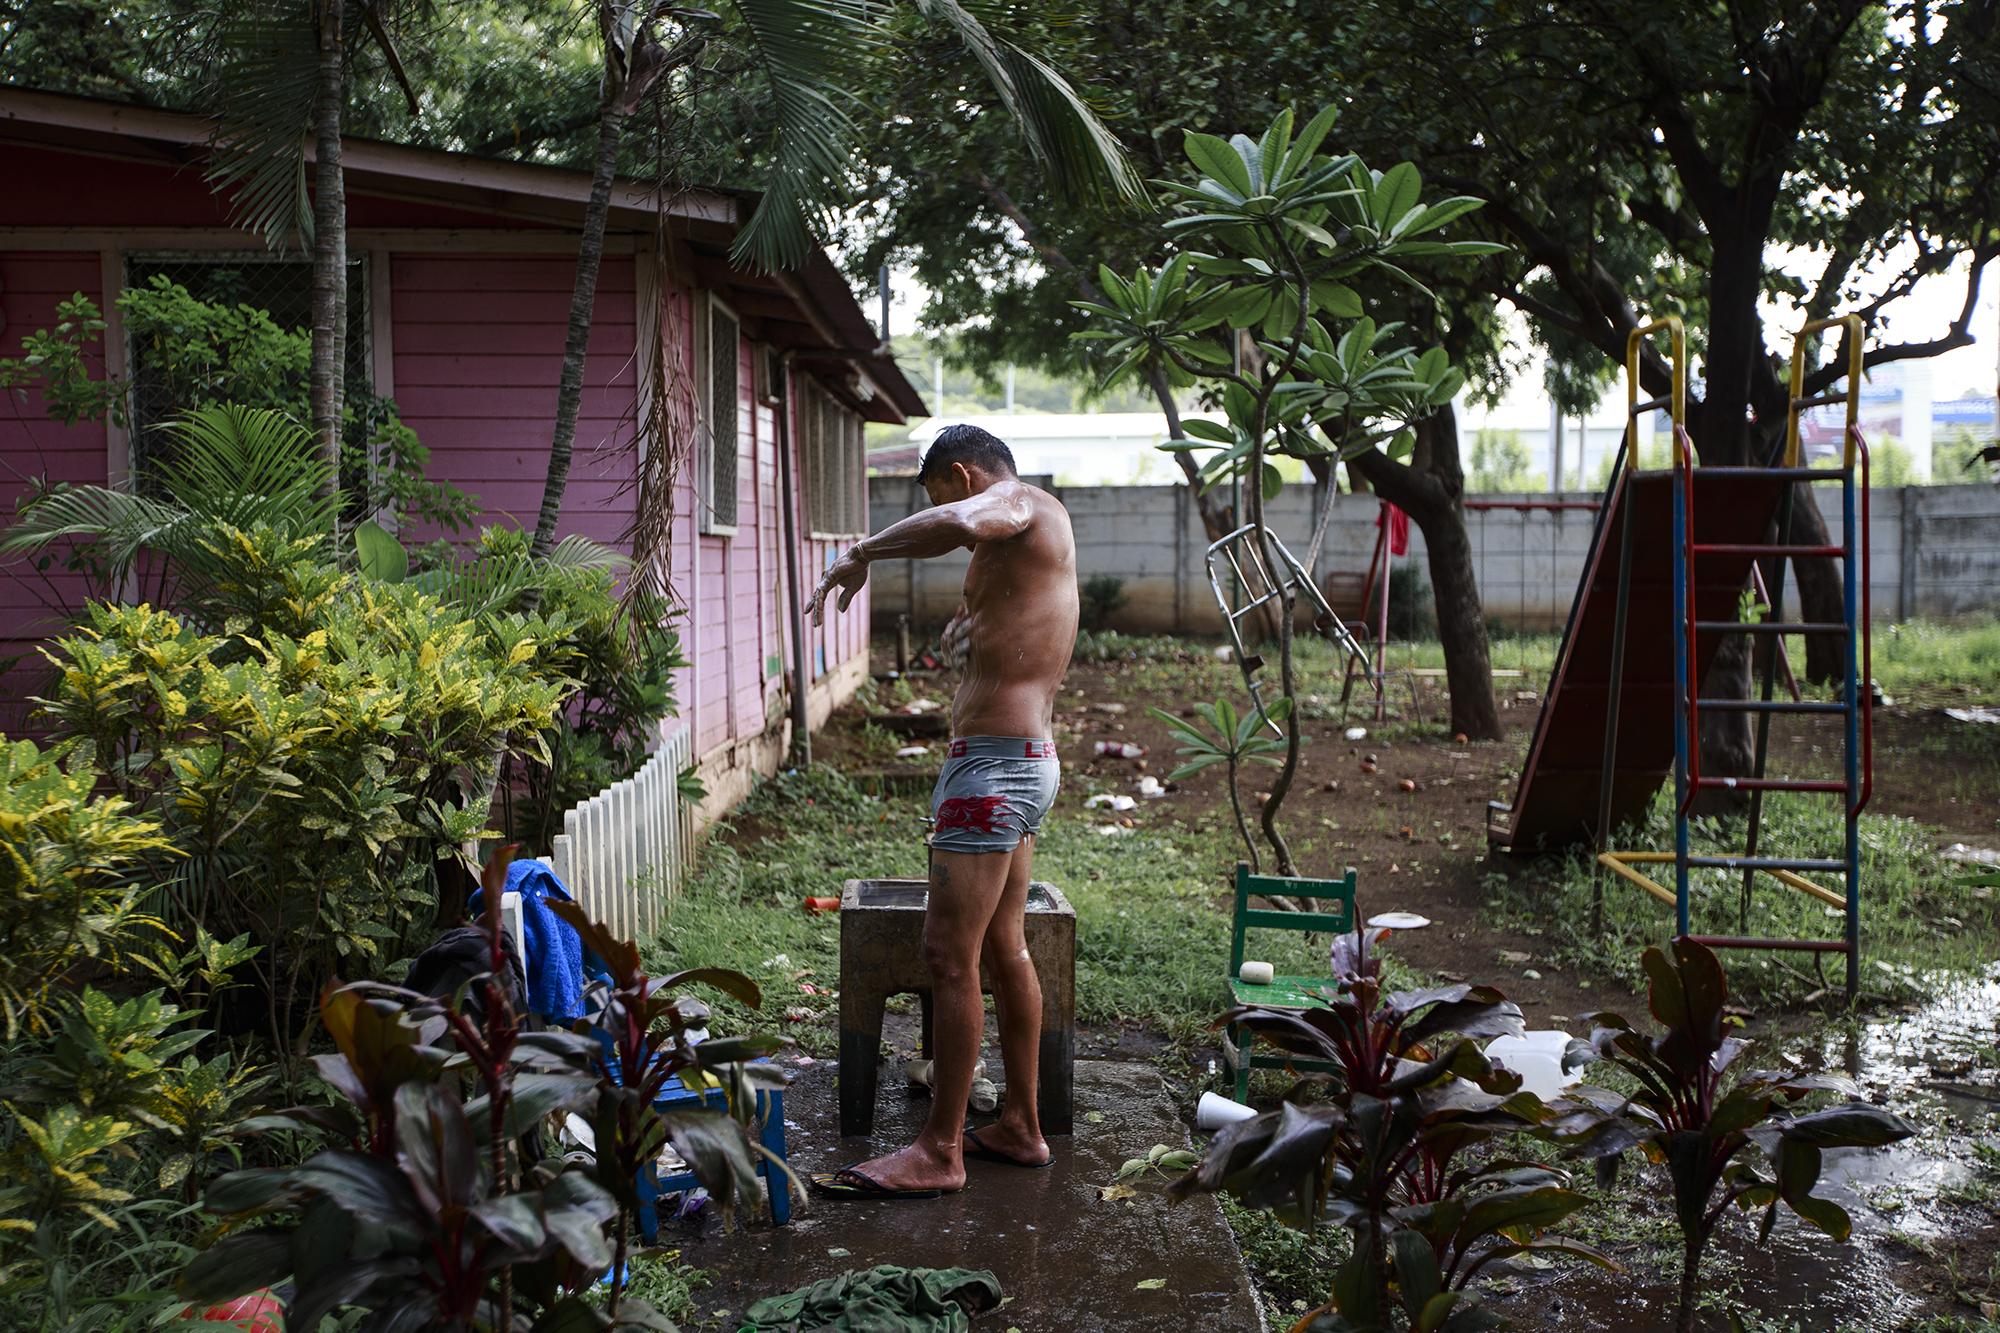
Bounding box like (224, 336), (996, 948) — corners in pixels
(1204, 523), (1411, 731)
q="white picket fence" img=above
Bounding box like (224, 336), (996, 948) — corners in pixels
(548, 725), (697, 940)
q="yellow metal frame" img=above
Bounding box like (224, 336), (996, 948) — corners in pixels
(1785, 314), (1865, 468)
(1596, 851), (1847, 912)
(1624, 316), (1687, 470)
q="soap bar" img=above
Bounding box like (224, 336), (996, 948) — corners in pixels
(1238, 960), (1275, 986)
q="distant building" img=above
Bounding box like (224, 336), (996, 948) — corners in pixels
(867, 359), (1999, 487)
(873, 412), (1200, 484)
(1796, 360), (1997, 472)
(1455, 380), (1654, 488)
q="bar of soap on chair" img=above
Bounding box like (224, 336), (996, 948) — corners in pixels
(1238, 960), (1275, 986)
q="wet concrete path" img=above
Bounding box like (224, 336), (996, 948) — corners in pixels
(678, 1053), (1266, 1331)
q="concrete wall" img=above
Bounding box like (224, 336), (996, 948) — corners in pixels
(868, 479), (2000, 633)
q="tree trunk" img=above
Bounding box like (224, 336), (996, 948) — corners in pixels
(1344, 402), (1503, 740)
(532, 102), (627, 558)
(1789, 497), (1846, 684)
(1676, 1235), (1704, 1333)
(309, 0), (347, 499)
(1422, 493), (1503, 740)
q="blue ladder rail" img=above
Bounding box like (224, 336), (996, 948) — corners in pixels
(1670, 408), (1872, 998)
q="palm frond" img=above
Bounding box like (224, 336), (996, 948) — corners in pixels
(904, 0), (1145, 206)
(0, 406), (333, 597)
(203, 1), (320, 249)
(152, 405), (339, 537)
(412, 534), (627, 617)
(0, 484), (186, 589)
(728, 0), (879, 271)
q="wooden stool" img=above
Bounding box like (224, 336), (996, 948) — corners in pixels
(837, 877), (1075, 1138)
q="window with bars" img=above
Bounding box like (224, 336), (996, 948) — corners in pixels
(702, 297), (741, 532)
(801, 379), (864, 537)
(123, 254), (369, 488)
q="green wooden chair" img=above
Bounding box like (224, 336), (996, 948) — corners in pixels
(1221, 861), (1357, 1102)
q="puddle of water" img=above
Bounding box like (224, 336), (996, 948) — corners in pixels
(1489, 962), (2000, 1328)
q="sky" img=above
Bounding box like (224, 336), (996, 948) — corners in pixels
(1841, 253), (1997, 401)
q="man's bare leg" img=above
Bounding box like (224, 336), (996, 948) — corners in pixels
(969, 835), (1047, 1165)
(842, 847), (1007, 1192)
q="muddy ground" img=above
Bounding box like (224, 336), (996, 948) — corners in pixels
(766, 642), (2000, 1329)
(830, 652), (1999, 1028)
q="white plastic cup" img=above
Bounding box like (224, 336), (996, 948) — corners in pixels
(1196, 1091), (1260, 1130)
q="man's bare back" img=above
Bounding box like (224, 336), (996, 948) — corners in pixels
(807, 478), (1077, 739)
(941, 480), (1077, 737)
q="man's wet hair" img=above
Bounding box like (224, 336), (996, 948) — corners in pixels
(917, 423), (1018, 484)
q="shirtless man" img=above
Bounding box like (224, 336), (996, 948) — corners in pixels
(803, 423), (1079, 1199)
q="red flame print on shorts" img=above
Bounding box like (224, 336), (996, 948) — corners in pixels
(935, 795), (1008, 834)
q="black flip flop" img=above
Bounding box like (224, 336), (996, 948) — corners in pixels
(962, 1128), (1054, 1170)
(807, 1166), (945, 1201)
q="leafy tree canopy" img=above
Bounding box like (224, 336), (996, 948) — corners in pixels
(834, 0), (2000, 462)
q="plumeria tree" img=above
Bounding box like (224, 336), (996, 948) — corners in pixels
(1072, 107), (1500, 874)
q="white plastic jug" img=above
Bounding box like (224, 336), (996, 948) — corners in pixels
(1484, 1030), (1581, 1101)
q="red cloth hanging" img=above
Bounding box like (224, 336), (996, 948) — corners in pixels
(1378, 502), (1409, 557)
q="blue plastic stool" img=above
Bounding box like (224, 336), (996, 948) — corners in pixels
(635, 1070), (791, 1239)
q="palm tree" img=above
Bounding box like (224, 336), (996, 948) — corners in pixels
(527, 0), (1146, 556)
(198, 2), (423, 495)
(0, 405), (339, 615)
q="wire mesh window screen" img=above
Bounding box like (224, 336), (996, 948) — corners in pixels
(852, 406), (867, 532)
(124, 255), (368, 487)
(796, 378), (820, 528)
(809, 386), (832, 534)
(706, 300), (740, 529)
(801, 382), (864, 536)
(840, 408), (856, 532)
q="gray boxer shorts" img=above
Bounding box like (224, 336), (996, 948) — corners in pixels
(927, 736), (1061, 854)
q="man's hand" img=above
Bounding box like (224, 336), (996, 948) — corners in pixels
(940, 604), (971, 670)
(806, 549), (870, 624)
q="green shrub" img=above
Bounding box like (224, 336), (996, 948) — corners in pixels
(507, 562), (689, 854)
(0, 737), (175, 1039)
(0, 911), (264, 1326)
(0, 287), (475, 539)
(36, 561), (575, 1051)
(1081, 573), (1128, 630)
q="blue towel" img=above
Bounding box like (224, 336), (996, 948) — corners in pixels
(470, 860), (586, 1024)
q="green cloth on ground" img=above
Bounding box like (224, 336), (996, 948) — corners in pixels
(736, 1264), (1004, 1333)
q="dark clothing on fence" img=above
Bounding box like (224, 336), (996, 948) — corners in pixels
(736, 1265), (1003, 1333)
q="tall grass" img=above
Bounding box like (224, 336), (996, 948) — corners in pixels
(1485, 789), (1998, 1006)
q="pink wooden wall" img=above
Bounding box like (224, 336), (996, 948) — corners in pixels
(0, 133), (873, 755)
(0, 251), (110, 734)
(390, 254), (867, 762)
(390, 253), (638, 549)
(666, 288), (869, 759)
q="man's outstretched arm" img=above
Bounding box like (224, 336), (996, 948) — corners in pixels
(806, 488), (1032, 623)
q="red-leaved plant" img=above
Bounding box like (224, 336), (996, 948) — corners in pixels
(1174, 930), (1611, 1331)
(1552, 938), (1916, 1333)
(178, 846), (786, 1331)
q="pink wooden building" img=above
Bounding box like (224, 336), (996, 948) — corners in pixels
(0, 88), (919, 822)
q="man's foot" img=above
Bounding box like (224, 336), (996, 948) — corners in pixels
(808, 1166), (944, 1201)
(828, 1140), (966, 1196)
(962, 1121), (1051, 1169)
